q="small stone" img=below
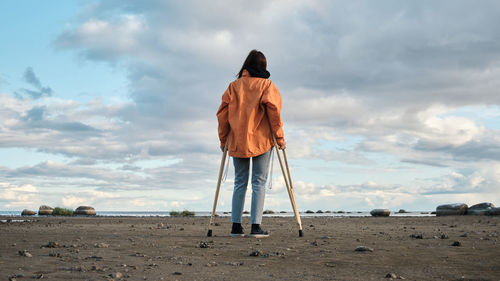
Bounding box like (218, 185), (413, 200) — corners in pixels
(49, 252), (60, 257)
(33, 273), (43, 279)
(95, 242), (109, 248)
(173, 272), (182, 275)
(386, 272), (397, 278)
(440, 234), (449, 239)
(410, 233), (423, 239)
(460, 233), (468, 237)
(199, 241), (211, 248)
(18, 250), (32, 257)
(249, 250), (263, 256)
(354, 246), (374, 252)
(45, 241), (60, 248)
(451, 241), (461, 247)
(110, 272), (123, 278)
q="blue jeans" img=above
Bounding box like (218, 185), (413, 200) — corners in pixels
(231, 148), (272, 225)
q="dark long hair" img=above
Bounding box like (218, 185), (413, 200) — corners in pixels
(237, 50), (268, 78)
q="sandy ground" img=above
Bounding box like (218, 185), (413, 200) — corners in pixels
(1, 215), (499, 281)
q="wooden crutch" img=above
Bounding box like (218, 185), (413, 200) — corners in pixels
(271, 133), (304, 237)
(207, 141), (228, 237)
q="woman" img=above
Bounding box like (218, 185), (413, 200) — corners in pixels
(216, 50), (285, 238)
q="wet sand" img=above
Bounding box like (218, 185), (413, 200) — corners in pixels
(1, 216), (499, 280)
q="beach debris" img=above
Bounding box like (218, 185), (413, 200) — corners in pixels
(38, 205), (54, 215)
(451, 241), (461, 247)
(370, 209), (391, 217)
(249, 250), (263, 256)
(436, 203), (468, 216)
(32, 273), (43, 279)
(18, 250), (32, 257)
(21, 209), (36, 216)
(410, 233), (423, 239)
(43, 241), (60, 248)
(385, 272), (397, 278)
(440, 234), (449, 239)
(74, 205), (96, 215)
(95, 242), (109, 248)
(354, 246), (374, 252)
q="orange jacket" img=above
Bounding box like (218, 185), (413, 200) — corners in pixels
(217, 70), (285, 158)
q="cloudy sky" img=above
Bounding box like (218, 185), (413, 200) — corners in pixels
(1, 1), (499, 212)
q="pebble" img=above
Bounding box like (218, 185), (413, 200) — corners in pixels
(460, 233), (468, 237)
(226, 262), (243, 266)
(95, 242), (109, 248)
(410, 233), (423, 239)
(173, 272), (182, 275)
(451, 241), (461, 247)
(110, 272), (123, 278)
(385, 272), (397, 278)
(44, 241), (60, 248)
(249, 250), (263, 256)
(18, 250), (32, 257)
(440, 234), (449, 239)
(354, 246), (374, 252)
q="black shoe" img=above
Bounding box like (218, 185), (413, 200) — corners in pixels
(230, 223), (245, 237)
(250, 224), (269, 238)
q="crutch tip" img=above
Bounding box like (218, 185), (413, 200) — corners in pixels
(207, 229), (213, 237)
(299, 230), (303, 237)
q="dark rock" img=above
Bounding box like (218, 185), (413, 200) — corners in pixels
(18, 250), (32, 257)
(38, 205), (54, 215)
(354, 246), (373, 252)
(451, 241), (461, 246)
(440, 234), (449, 239)
(249, 250), (263, 256)
(21, 209), (36, 216)
(436, 203), (468, 216)
(467, 202), (495, 216)
(386, 272), (397, 278)
(173, 272), (182, 275)
(305, 210), (314, 214)
(44, 241), (60, 248)
(460, 233), (468, 237)
(74, 206), (96, 215)
(410, 233), (423, 239)
(370, 209), (390, 217)
(486, 207), (500, 216)
(316, 210), (323, 213)
(397, 209), (408, 213)
(243, 211), (250, 214)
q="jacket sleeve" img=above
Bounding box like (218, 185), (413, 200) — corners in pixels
(216, 86), (231, 147)
(262, 81), (285, 147)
